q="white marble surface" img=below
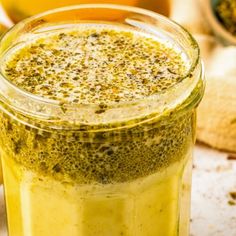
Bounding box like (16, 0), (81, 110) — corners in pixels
(1, 144), (236, 236)
(191, 145), (236, 236)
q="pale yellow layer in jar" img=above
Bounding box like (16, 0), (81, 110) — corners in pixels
(2, 151), (191, 236)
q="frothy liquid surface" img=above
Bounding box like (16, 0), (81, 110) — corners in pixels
(3, 25), (187, 104)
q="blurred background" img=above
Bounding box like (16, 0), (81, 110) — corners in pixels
(0, 0), (170, 23)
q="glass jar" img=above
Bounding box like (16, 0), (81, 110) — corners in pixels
(1, 0), (170, 23)
(0, 22), (8, 184)
(0, 4), (204, 236)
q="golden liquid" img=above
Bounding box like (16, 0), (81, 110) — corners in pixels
(1, 0), (170, 23)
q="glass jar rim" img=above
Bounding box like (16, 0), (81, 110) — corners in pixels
(0, 4), (204, 128)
